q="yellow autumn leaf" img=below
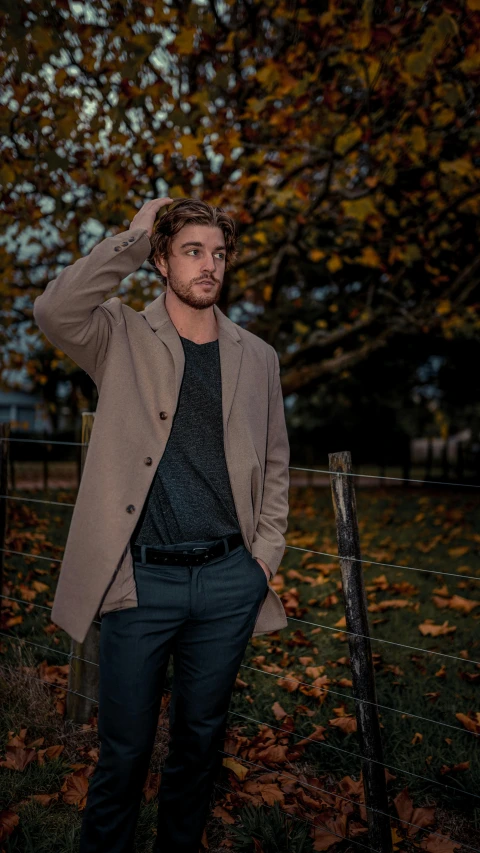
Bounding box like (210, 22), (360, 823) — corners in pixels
(294, 321), (309, 336)
(327, 254), (343, 273)
(437, 300), (452, 316)
(366, 56), (381, 81)
(217, 31), (236, 52)
(392, 826), (404, 851)
(350, 26), (371, 50)
(309, 249), (325, 262)
(222, 757), (249, 779)
(335, 126), (362, 156)
(434, 108), (456, 127)
(257, 63), (281, 91)
(457, 51), (480, 73)
(175, 28), (197, 55)
(440, 157), (471, 176)
(263, 285), (272, 302)
(341, 196), (377, 223)
(179, 134), (201, 158)
(32, 581), (49, 593)
(355, 246), (382, 267)
(253, 231), (267, 244)
(411, 126), (427, 153)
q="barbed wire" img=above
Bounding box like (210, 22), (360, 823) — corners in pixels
(240, 663), (479, 737)
(3, 566), (480, 669)
(3, 521), (480, 584)
(0, 662), (95, 704)
(0, 592), (102, 626)
(0, 434), (478, 490)
(0, 437), (86, 446)
(216, 751), (480, 853)
(5, 650), (475, 804)
(2, 574), (480, 669)
(286, 614), (480, 668)
(287, 616), (480, 666)
(0, 660), (380, 852)
(0, 630), (98, 665)
(0, 494), (76, 507)
(1, 624), (479, 739)
(0, 664), (476, 853)
(290, 465), (480, 490)
(286, 543), (480, 584)
(229, 709), (480, 801)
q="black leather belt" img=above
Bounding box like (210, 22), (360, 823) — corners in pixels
(132, 532), (244, 567)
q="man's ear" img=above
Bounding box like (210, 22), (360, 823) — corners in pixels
(155, 253), (168, 278)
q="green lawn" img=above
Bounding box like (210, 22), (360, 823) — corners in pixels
(1, 483), (480, 852)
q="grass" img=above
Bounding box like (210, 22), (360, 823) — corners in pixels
(1, 482), (480, 851)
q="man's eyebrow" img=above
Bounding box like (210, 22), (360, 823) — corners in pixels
(179, 241), (226, 250)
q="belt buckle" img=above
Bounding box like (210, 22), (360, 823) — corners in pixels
(192, 547), (209, 562)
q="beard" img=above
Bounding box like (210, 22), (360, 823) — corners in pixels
(165, 266), (223, 310)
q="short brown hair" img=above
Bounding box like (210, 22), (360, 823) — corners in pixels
(147, 198), (238, 284)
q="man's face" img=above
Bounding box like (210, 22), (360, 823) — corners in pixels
(156, 224), (226, 310)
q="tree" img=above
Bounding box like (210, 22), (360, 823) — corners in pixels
(0, 0), (479, 432)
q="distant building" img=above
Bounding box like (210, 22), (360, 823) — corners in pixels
(411, 429), (472, 465)
(0, 389), (51, 433)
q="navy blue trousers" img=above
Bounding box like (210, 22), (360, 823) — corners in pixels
(78, 539), (269, 853)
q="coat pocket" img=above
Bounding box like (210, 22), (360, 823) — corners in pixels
(245, 549), (269, 588)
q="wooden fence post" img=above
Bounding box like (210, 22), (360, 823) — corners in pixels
(0, 423), (10, 622)
(329, 450), (392, 853)
(66, 413), (99, 723)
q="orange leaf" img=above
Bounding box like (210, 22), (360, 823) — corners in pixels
(0, 809), (20, 843)
(407, 805), (435, 838)
(31, 792), (60, 806)
(0, 746), (37, 771)
(328, 715), (357, 734)
(418, 620), (456, 637)
(212, 805), (235, 824)
(60, 771), (89, 807)
(455, 712), (480, 734)
(312, 813), (348, 851)
(419, 831), (462, 851)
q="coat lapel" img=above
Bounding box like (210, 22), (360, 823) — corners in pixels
(139, 292), (243, 429)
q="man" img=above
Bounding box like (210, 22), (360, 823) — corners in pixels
(33, 197), (290, 853)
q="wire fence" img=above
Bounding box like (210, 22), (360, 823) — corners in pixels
(2, 433), (480, 489)
(1, 433), (479, 852)
(1, 662), (478, 853)
(0, 614), (478, 739)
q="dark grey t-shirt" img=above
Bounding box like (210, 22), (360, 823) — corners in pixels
(130, 335), (241, 547)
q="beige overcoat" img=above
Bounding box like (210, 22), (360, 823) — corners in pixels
(33, 227), (290, 645)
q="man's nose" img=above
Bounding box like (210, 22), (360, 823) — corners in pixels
(201, 256), (217, 273)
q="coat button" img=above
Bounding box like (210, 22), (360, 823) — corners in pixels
(126, 504), (135, 513)
(159, 411), (168, 420)
(128, 236), (135, 242)
(121, 241), (129, 246)
(144, 457), (152, 465)
(114, 246), (121, 251)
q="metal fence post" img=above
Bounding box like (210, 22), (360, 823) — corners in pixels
(66, 412), (100, 723)
(329, 450), (392, 853)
